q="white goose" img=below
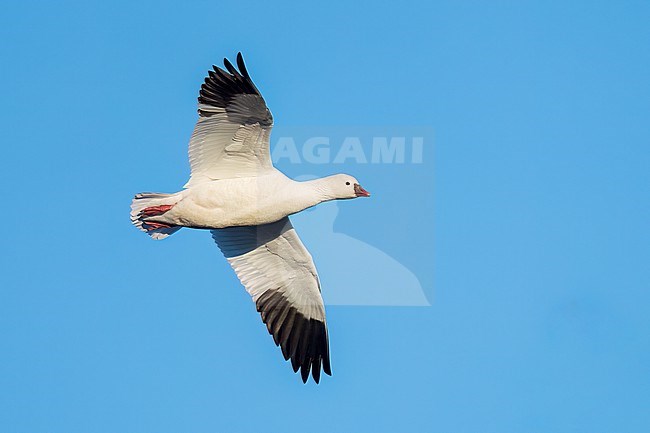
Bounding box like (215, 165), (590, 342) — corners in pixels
(130, 53), (370, 383)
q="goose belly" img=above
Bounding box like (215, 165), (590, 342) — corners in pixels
(168, 178), (295, 228)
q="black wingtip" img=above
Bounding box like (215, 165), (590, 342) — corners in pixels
(291, 355), (300, 373)
(223, 57), (238, 77)
(300, 366), (310, 383)
(197, 52), (264, 115)
(323, 360), (332, 376)
(311, 356), (322, 383)
(236, 52), (249, 79)
(253, 288), (331, 384)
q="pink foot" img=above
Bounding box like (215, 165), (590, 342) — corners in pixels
(142, 221), (173, 231)
(140, 204), (174, 217)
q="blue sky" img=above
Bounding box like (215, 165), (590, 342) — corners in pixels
(1, 1), (649, 432)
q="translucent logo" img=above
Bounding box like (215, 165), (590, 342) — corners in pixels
(272, 136), (424, 164)
(270, 126), (433, 306)
(292, 200), (430, 306)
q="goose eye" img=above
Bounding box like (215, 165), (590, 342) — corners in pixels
(345, 182), (350, 185)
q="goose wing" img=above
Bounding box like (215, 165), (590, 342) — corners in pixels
(211, 217), (331, 383)
(185, 53), (274, 187)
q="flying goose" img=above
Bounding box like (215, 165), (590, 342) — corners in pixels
(130, 53), (370, 383)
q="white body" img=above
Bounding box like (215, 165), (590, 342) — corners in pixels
(152, 172), (329, 229)
(148, 170), (344, 229)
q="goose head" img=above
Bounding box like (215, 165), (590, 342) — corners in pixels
(323, 174), (370, 199)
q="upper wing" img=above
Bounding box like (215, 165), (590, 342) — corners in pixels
(211, 217), (332, 383)
(184, 53), (274, 188)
